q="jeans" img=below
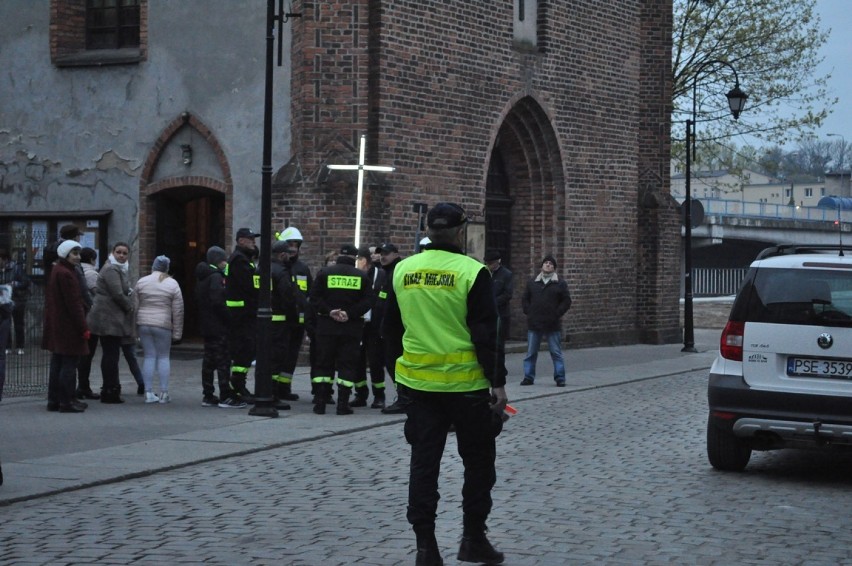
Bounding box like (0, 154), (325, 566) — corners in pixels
(138, 325), (173, 392)
(48, 352), (80, 405)
(523, 330), (565, 382)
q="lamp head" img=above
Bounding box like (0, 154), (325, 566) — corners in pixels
(726, 85), (748, 121)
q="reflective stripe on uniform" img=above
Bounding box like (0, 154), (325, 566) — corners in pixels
(336, 377), (356, 388)
(402, 350), (477, 365)
(271, 314), (286, 322)
(226, 300), (245, 308)
(312, 376), (333, 384)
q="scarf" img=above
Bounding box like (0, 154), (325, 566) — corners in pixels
(108, 253), (129, 273)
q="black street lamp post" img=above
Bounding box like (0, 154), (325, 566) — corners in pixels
(683, 60), (748, 352)
(250, 1), (300, 416)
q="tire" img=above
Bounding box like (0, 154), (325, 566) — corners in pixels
(707, 420), (751, 472)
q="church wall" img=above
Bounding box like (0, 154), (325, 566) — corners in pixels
(0, 1), (292, 276)
(282, 0), (677, 345)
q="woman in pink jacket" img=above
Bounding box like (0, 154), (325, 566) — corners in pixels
(135, 255), (184, 403)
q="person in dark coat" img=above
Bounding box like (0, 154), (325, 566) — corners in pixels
(521, 255), (571, 387)
(195, 246), (239, 408)
(0, 249), (31, 354)
(353, 245), (388, 408)
(485, 249), (513, 384)
(43, 240), (90, 413)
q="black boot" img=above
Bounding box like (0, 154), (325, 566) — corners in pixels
(457, 522), (503, 564)
(350, 387), (368, 407)
(313, 383), (328, 414)
(100, 388), (124, 404)
(336, 387), (353, 415)
(415, 527), (443, 566)
(278, 382), (299, 401)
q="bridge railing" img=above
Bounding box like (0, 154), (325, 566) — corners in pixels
(699, 198), (852, 223)
(692, 267), (748, 297)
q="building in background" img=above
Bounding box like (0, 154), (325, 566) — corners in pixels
(1, 1), (677, 346)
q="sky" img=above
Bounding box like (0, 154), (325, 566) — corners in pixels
(810, 0), (852, 141)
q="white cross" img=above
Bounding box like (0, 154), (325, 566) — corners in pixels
(327, 134), (395, 247)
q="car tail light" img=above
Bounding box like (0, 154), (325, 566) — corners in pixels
(720, 320), (744, 361)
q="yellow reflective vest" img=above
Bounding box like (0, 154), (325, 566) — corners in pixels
(392, 249), (490, 393)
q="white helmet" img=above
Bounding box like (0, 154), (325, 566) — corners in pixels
(277, 226), (303, 242)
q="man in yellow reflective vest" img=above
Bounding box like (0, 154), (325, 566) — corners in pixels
(222, 227), (260, 407)
(383, 202), (508, 566)
(309, 244), (372, 415)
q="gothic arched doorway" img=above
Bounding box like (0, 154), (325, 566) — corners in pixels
(486, 96), (565, 339)
(153, 186), (225, 342)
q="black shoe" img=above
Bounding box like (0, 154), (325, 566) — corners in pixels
(520, 378), (534, 386)
(47, 402), (60, 412)
(100, 391), (124, 404)
(313, 402), (326, 415)
(457, 534), (504, 564)
(137, 384), (145, 395)
(77, 389), (101, 400)
(556, 380), (566, 387)
(381, 400), (405, 414)
(336, 405), (354, 415)
(415, 546), (444, 566)
(274, 398), (292, 410)
(350, 396), (367, 408)
(237, 388), (256, 404)
(202, 395), (220, 407)
(371, 397), (386, 409)
(58, 402), (87, 413)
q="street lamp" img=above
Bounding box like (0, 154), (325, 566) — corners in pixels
(683, 60), (748, 352)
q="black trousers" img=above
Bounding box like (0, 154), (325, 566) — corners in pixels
(356, 321), (386, 397)
(401, 386), (502, 530)
(270, 321), (291, 383)
(282, 323), (305, 377)
(99, 335), (122, 392)
(312, 333), (360, 391)
(11, 300), (26, 349)
(201, 334), (230, 397)
(227, 316), (256, 390)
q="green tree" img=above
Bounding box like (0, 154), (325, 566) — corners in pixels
(673, 0), (835, 168)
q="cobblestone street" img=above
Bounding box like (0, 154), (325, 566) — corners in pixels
(4, 368), (852, 565)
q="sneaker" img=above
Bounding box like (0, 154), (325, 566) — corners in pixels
(218, 396), (248, 409)
(145, 391), (160, 404)
(159, 392), (171, 404)
(16, 349), (24, 355)
(520, 378), (534, 386)
(556, 380), (566, 387)
(202, 395), (220, 407)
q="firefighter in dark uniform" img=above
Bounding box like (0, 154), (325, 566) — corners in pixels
(269, 239), (297, 410)
(277, 226), (312, 401)
(309, 244), (372, 415)
(224, 227), (260, 404)
(353, 245), (388, 408)
(383, 203), (508, 566)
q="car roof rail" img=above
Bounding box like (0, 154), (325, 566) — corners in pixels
(756, 244), (848, 260)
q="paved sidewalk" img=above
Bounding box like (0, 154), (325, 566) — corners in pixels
(0, 328), (721, 505)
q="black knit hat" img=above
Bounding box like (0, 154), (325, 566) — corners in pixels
(541, 255), (557, 268)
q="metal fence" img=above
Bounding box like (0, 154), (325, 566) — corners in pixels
(692, 268), (748, 297)
(3, 281), (50, 398)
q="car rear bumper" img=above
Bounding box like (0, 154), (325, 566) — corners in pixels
(708, 373), (852, 448)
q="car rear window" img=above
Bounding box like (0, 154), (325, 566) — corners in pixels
(737, 267), (852, 326)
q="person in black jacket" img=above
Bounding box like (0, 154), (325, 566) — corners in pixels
(269, 240), (297, 409)
(485, 249), (513, 382)
(277, 226), (313, 401)
(224, 228), (260, 405)
(376, 242), (405, 414)
(195, 246), (241, 408)
(353, 245), (388, 408)
(521, 255), (571, 387)
(309, 244), (372, 415)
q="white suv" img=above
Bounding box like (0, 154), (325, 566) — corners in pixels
(707, 245), (852, 471)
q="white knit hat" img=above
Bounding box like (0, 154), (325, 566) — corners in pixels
(57, 240), (81, 259)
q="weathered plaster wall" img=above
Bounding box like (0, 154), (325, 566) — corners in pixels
(0, 0), (292, 273)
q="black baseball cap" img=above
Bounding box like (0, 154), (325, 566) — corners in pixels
(236, 228), (261, 240)
(340, 244), (359, 257)
(378, 243), (399, 254)
(484, 249), (501, 262)
(427, 202), (468, 229)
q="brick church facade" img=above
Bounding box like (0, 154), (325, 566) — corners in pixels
(275, 0), (680, 345)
